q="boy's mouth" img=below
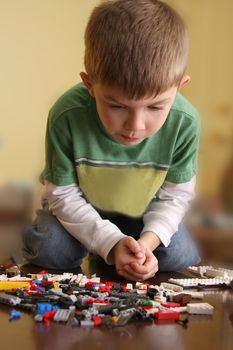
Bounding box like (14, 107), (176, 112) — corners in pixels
(120, 134), (141, 143)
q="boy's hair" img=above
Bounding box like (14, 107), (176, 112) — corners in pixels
(84, 0), (189, 99)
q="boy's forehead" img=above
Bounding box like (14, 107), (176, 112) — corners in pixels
(95, 83), (177, 105)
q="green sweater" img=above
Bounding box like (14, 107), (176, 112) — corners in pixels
(40, 83), (200, 218)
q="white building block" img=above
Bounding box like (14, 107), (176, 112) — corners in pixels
(168, 277), (231, 288)
(187, 302), (214, 315)
(188, 265), (213, 277)
(160, 282), (183, 292)
(126, 283), (133, 291)
(170, 306), (187, 313)
(206, 268), (228, 278)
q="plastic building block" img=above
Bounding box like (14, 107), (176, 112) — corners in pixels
(230, 280), (233, 290)
(105, 281), (114, 287)
(6, 266), (21, 278)
(80, 320), (94, 327)
(82, 309), (98, 320)
(17, 303), (36, 312)
(74, 274), (84, 284)
(137, 283), (148, 290)
(154, 311), (180, 320)
(161, 302), (180, 308)
(170, 306), (187, 313)
(34, 314), (43, 322)
(137, 289), (147, 295)
(126, 283), (133, 291)
(168, 277), (231, 288)
(145, 307), (159, 315)
(36, 302), (53, 315)
(205, 268), (228, 278)
(205, 268), (233, 279)
(92, 315), (102, 326)
(187, 302), (214, 315)
(170, 293), (192, 305)
(153, 292), (167, 303)
(0, 292), (22, 305)
(188, 265), (233, 279)
(90, 276), (100, 283)
(112, 283), (121, 291)
(120, 285), (128, 292)
(38, 270), (49, 275)
(182, 291), (204, 299)
(43, 310), (56, 324)
(138, 300), (155, 307)
(49, 288), (76, 302)
(160, 282), (183, 292)
(98, 286), (111, 293)
(113, 311), (135, 325)
(68, 294), (77, 303)
(96, 302), (122, 314)
(9, 310), (21, 320)
(147, 287), (159, 298)
(0, 281), (31, 290)
(110, 291), (139, 299)
(54, 309), (72, 323)
(218, 268), (233, 278)
(188, 265), (213, 277)
(134, 308), (149, 321)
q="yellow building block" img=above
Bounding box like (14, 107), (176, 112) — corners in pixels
(0, 281), (31, 290)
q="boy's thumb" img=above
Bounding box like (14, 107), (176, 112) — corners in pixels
(126, 237), (144, 258)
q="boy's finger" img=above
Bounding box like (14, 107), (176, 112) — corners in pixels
(125, 237), (143, 255)
(134, 251), (144, 259)
(117, 269), (141, 282)
(123, 264), (155, 281)
(130, 259), (158, 275)
(128, 262), (150, 276)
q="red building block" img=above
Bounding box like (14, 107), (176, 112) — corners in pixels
(154, 311), (180, 320)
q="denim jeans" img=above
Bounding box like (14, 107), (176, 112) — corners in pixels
(21, 207), (200, 271)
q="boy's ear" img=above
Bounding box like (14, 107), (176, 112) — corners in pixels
(178, 75), (191, 89)
(80, 72), (95, 97)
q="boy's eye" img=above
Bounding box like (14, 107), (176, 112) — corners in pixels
(109, 104), (125, 109)
(148, 106), (164, 110)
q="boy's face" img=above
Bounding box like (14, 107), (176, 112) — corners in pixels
(81, 73), (190, 146)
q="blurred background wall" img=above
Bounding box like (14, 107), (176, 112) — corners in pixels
(0, 0), (101, 187)
(165, 0), (233, 197)
(1, 0), (233, 198)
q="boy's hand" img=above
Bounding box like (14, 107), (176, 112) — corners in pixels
(112, 237), (146, 278)
(117, 231), (160, 281)
(119, 240), (158, 281)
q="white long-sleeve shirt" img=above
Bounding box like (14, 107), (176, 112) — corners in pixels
(41, 176), (196, 264)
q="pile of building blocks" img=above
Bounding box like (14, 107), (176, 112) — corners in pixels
(0, 262), (232, 327)
(0, 273), (209, 326)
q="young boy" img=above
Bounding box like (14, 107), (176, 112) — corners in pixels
(22, 0), (201, 281)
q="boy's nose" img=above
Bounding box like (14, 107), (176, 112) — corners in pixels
(124, 114), (145, 132)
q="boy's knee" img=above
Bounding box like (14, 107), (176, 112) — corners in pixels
(154, 225), (201, 272)
(21, 209), (88, 270)
(156, 247), (201, 272)
(21, 223), (45, 259)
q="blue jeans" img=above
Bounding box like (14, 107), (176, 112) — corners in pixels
(21, 207), (200, 271)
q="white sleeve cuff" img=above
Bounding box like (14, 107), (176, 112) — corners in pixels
(141, 220), (172, 247)
(142, 177), (196, 247)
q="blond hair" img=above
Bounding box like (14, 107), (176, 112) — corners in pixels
(84, 0), (189, 99)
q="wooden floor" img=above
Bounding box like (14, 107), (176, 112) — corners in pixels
(0, 255), (233, 350)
